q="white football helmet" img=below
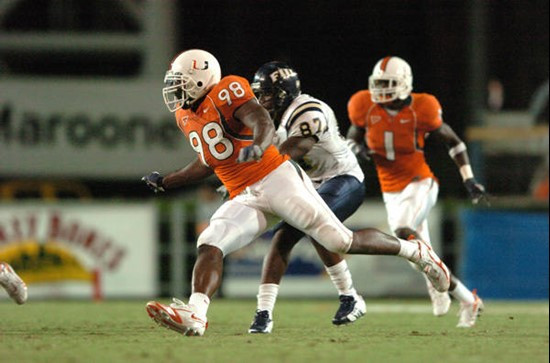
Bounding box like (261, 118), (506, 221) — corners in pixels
(162, 49), (221, 112)
(369, 56), (413, 103)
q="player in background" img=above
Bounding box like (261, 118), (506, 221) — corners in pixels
(142, 49), (451, 337)
(346, 56), (486, 328)
(247, 61), (366, 334)
(0, 262), (28, 304)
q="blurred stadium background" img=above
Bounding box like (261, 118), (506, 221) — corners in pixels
(0, 0), (548, 305)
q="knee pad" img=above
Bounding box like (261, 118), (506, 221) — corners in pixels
(197, 219), (244, 257)
(316, 223), (353, 254)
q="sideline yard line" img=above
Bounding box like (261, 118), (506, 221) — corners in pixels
(365, 303), (549, 315)
(366, 304), (432, 313)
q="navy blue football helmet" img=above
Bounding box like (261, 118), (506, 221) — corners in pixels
(251, 61), (301, 124)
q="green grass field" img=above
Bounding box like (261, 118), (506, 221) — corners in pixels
(1, 299), (548, 363)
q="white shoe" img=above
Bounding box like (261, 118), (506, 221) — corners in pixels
(426, 279), (451, 316)
(409, 239), (450, 293)
(457, 290), (484, 328)
(0, 263), (28, 305)
(146, 298), (208, 336)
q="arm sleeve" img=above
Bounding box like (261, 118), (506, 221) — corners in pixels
(418, 94), (444, 131)
(347, 90), (370, 128)
(212, 75), (256, 120)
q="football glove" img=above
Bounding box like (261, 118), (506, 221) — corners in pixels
(216, 185), (229, 200)
(346, 139), (372, 162)
(464, 178), (489, 205)
(237, 144), (264, 163)
(142, 171), (165, 193)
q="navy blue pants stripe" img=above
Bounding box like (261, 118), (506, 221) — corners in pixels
(316, 175), (365, 221)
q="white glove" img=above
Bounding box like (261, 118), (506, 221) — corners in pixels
(346, 139), (372, 162)
(216, 185), (229, 200)
(236, 144), (264, 163)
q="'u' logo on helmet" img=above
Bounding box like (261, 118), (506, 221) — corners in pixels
(192, 60), (209, 70)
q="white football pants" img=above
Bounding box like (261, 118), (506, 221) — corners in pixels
(382, 177), (439, 246)
(197, 161), (353, 256)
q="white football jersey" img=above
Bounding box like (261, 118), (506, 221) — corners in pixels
(276, 94), (364, 186)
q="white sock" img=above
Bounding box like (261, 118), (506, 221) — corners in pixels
(257, 283), (279, 315)
(189, 292), (210, 317)
(450, 280), (475, 305)
(397, 239), (418, 261)
(325, 260), (357, 297)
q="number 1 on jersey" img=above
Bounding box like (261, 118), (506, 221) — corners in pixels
(384, 131), (395, 161)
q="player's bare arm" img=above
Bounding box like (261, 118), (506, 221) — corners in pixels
(346, 125), (365, 144)
(142, 159), (213, 193)
(278, 135), (316, 161)
(430, 122), (488, 204)
(162, 159), (214, 189)
(235, 98), (276, 163)
(430, 123), (471, 167)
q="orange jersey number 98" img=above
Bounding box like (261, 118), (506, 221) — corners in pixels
(186, 80), (248, 167)
(189, 122), (234, 166)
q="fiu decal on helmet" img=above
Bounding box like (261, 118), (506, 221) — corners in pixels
(369, 56), (413, 103)
(251, 61), (301, 121)
(162, 49), (222, 111)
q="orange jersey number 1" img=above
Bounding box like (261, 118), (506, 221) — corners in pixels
(383, 131), (395, 160)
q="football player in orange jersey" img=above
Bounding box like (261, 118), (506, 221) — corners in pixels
(347, 56), (487, 328)
(142, 49), (451, 336)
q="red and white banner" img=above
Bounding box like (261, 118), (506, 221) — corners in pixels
(0, 202), (158, 299)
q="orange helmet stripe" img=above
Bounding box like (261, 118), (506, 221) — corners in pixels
(380, 56), (392, 71)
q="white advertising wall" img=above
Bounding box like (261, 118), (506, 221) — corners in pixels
(0, 202), (158, 299)
(0, 79), (194, 178)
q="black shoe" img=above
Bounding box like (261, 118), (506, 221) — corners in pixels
(332, 295), (367, 326)
(248, 310), (273, 333)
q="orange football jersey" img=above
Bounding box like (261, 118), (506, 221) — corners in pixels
(347, 90), (443, 192)
(175, 75), (288, 199)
